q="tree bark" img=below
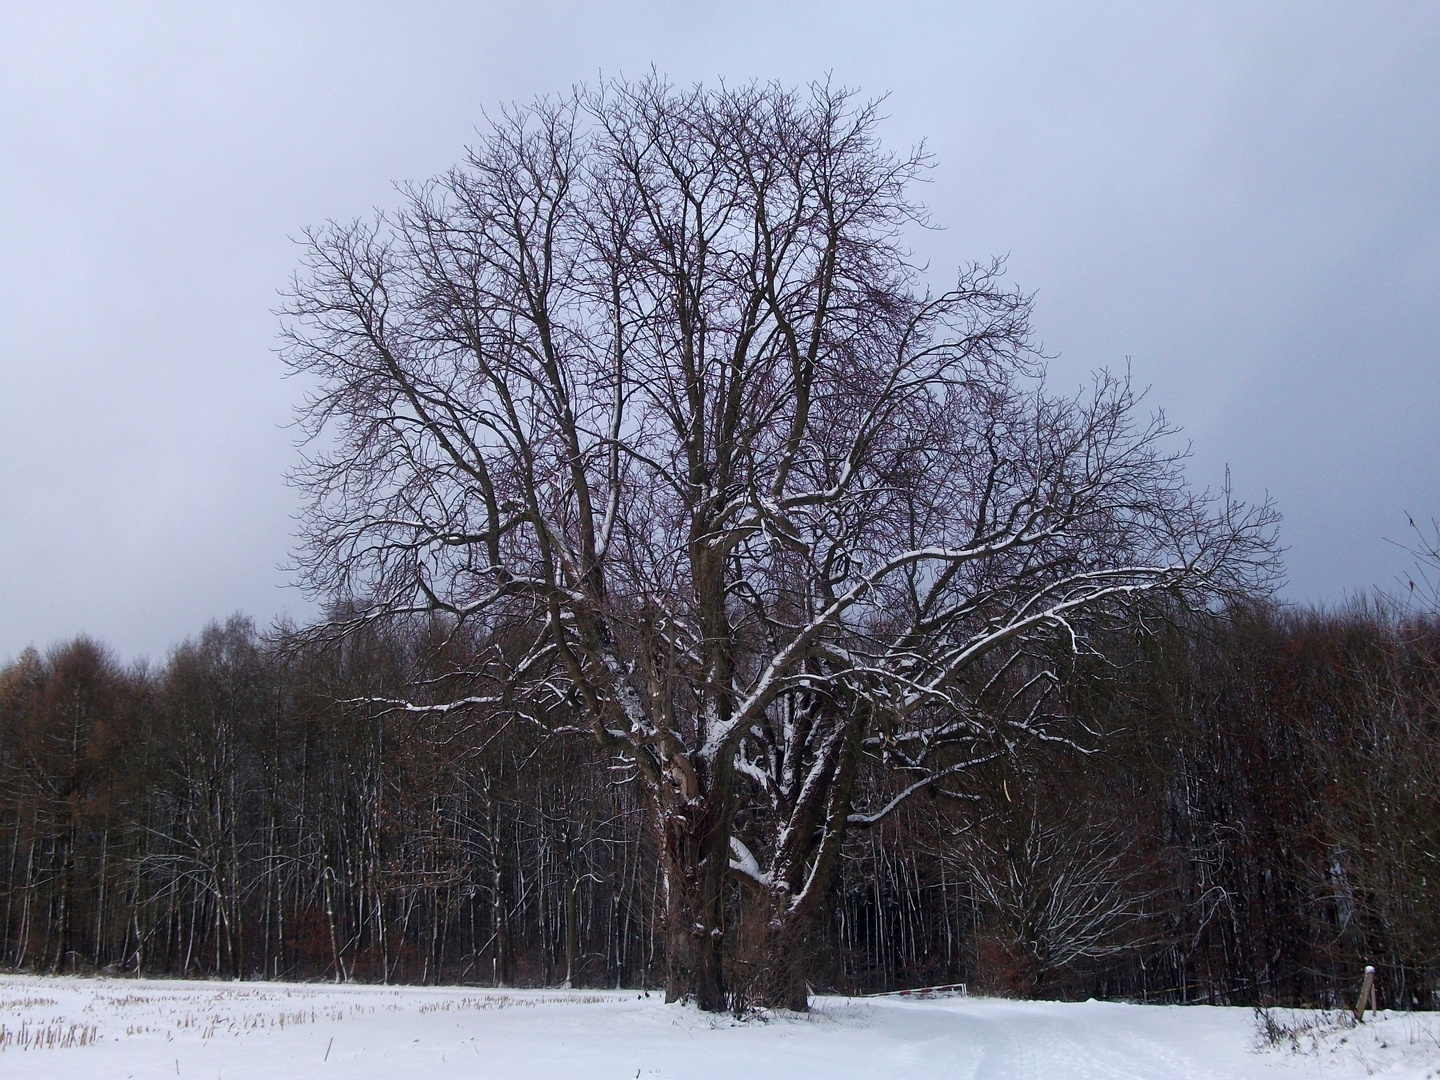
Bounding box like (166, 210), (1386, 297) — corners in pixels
(659, 784), (732, 1011)
(756, 709), (861, 1010)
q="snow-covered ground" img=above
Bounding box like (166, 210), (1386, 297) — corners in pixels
(0, 974), (1437, 1079)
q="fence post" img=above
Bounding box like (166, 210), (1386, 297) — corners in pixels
(1353, 965), (1376, 1022)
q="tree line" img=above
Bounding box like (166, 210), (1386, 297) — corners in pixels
(1, 601), (1435, 1009)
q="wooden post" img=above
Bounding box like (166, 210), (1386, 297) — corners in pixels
(1353, 965), (1377, 1022)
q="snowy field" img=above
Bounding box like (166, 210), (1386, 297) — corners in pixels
(1, 975), (1438, 1080)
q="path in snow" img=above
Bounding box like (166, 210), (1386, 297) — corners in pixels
(0, 975), (1437, 1079)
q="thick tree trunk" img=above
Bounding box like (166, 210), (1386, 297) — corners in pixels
(759, 900), (817, 1012)
(754, 874), (832, 1012)
(659, 788), (732, 1011)
(756, 716), (861, 1011)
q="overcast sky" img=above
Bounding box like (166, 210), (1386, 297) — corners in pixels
(2, 2), (1437, 664)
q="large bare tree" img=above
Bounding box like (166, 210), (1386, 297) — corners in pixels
(282, 77), (1276, 1010)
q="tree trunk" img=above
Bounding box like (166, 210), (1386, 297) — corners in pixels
(756, 890), (818, 1011)
(659, 788), (731, 1011)
(563, 875), (579, 988)
(756, 716), (860, 1011)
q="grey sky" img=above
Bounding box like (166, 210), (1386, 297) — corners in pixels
(2, 2), (1437, 664)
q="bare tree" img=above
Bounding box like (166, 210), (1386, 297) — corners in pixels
(947, 796), (1156, 996)
(281, 76), (1276, 1010)
(1398, 514), (1440, 612)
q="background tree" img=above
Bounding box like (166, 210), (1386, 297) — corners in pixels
(946, 785), (1156, 997)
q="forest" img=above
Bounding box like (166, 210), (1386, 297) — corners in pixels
(0, 599), (1436, 1010)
